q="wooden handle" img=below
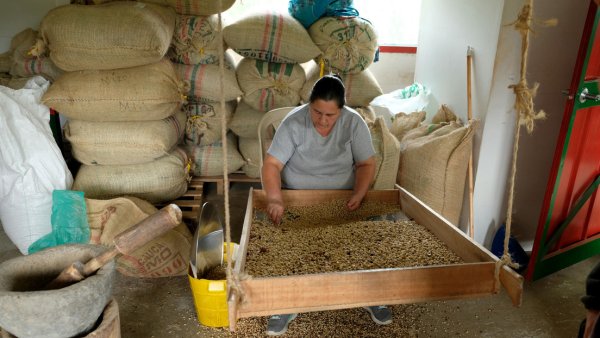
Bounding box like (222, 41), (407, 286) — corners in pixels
(466, 47), (475, 239)
(113, 203), (182, 255)
(44, 261), (85, 290)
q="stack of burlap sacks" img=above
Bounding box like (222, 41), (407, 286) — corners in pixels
(224, 12), (399, 188)
(390, 105), (477, 226)
(0, 28), (63, 89)
(37, 2), (189, 205)
(305, 16), (399, 189)
(224, 13), (319, 178)
(169, 12), (246, 177)
(33, 1), (205, 277)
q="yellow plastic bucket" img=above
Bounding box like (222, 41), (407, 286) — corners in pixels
(188, 243), (238, 328)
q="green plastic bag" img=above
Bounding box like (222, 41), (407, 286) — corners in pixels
(28, 190), (90, 254)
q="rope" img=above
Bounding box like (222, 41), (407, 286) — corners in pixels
(216, 0), (246, 307)
(499, 0), (555, 278)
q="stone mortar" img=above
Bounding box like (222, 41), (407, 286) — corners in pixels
(0, 244), (115, 338)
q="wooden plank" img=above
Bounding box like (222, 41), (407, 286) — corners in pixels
(229, 173), (261, 183)
(195, 174), (260, 196)
(236, 263), (496, 317)
(172, 200), (202, 207)
(500, 266), (524, 307)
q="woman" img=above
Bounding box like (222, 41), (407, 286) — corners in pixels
(261, 74), (392, 336)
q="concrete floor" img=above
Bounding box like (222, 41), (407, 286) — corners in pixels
(0, 182), (598, 337)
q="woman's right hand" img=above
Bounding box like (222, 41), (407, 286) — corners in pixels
(266, 198), (284, 225)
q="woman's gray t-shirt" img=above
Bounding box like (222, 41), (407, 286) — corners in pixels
(267, 104), (375, 190)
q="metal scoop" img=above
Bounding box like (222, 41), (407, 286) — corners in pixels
(189, 202), (223, 278)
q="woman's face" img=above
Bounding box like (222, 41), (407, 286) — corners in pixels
(309, 99), (341, 136)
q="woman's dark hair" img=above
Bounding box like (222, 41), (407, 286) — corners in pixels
(309, 74), (346, 108)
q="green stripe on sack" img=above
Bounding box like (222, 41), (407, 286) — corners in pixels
(190, 64), (200, 96)
(27, 59), (36, 75)
(255, 60), (266, 74)
(187, 16), (196, 39)
(283, 63), (294, 77)
(267, 62), (281, 76)
(267, 14), (279, 57)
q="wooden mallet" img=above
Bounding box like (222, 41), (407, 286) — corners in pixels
(45, 204), (182, 290)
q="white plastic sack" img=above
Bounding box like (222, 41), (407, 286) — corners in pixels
(0, 76), (73, 254)
(370, 83), (430, 127)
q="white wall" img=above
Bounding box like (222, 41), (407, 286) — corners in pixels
(369, 52), (416, 94)
(473, 0), (523, 245)
(415, 0), (504, 124)
(415, 0), (507, 242)
(0, 0), (68, 53)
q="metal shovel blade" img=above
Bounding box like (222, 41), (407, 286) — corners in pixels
(190, 202), (224, 278)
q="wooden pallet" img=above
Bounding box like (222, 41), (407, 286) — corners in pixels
(157, 177), (204, 226)
(195, 172), (261, 195)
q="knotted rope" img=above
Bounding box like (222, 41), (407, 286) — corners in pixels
(216, 0), (248, 308)
(497, 0), (555, 280)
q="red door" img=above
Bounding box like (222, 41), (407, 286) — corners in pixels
(527, 1), (600, 281)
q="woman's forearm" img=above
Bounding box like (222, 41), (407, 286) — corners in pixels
(262, 162), (283, 203)
(353, 156), (376, 198)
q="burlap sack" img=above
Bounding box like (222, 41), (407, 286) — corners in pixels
(431, 104), (458, 124)
(400, 122), (448, 144)
(10, 56), (63, 82)
(309, 17), (378, 74)
(353, 106), (377, 124)
(390, 111), (426, 142)
(42, 59), (184, 122)
(369, 117), (400, 190)
(301, 63), (382, 106)
(397, 121), (476, 225)
(169, 15), (226, 65)
(0, 52), (11, 73)
(229, 101), (266, 138)
(65, 111), (186, 165)
(238, 137), (261, 179)
(185, 133), (245, 176)
(87, 196), (192, 277)
(73, 149), (190, 203)
(175, 63), (241, 102)
(34, 2), (175, 71)
(237, 58), (305, 112)
(8, 28), (63, 81)
(0, 77), (31, 90)
(141, 0), (235, 15)
(183, 100), (236, 146)
(224, 13), (321, 64)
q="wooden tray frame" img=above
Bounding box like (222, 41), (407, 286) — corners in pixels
(227, 186), (523, 331)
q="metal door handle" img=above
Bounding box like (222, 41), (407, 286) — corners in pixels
(579, 88), (600, 103)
